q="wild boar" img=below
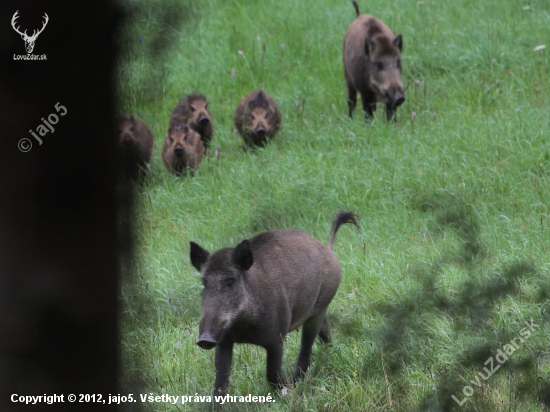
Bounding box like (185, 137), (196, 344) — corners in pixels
(161, 123), (204, 175)
(189, 211), (359, 395)
(343, 1), (405, 121)
(234, 89), (281, 148)
(170, 94), (213, 150)
(116, 114), (154, 180)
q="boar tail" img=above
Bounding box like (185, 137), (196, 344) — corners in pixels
(351, 1), (360, 17)
(328, 211), (359, 249)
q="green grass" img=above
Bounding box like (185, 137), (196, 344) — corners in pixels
(118, 0), (550, 410)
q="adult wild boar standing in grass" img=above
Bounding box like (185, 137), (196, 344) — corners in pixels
(343, 1), (405, 121)
(234, 89), (281, 148)
(170, 94), (213, 150)
(161, 124), (204, 175)
(116, 114), (154, 180)
(190, 211), (359, 395)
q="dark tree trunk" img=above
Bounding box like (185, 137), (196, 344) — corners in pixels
(0, 1), (123, 410)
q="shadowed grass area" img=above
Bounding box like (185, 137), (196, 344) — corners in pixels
(118, 0), (550, 410)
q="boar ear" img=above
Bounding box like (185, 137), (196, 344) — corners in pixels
(232, 240), (253, 271)
(190, 241), (210, 272)
(393, 34), (403, 52)
(364, 38), (376, 57)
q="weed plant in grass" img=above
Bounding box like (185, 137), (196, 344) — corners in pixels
(118, 0), (550, 410)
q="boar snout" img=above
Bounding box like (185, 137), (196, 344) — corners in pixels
(255, 124), (267, 137)
(174, 145), (184, 156)
(392, 91), (405, 108)
(197, 332), (217, 350)
(122, 135), (134, 147)
(198, 114), (210, 127)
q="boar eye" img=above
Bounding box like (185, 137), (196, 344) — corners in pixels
(190, 106), (196, 112)
(201, 278), (207, 287)
(375, 62), (384, 72)
(224, 278), (235, 288)
(130, 126), (135, 132)
(168, 136), (173, 144)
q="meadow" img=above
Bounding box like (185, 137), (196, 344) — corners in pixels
(117, 0), (550, 410)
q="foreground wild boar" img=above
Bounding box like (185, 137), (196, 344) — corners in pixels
(161, 124), (204, 175)
(170, 94), (213, 150)
(117, 114), (154, 180)
(343, 1), (405, 121)
(190, 211), (359, 394)
(234, 89), (281, 147)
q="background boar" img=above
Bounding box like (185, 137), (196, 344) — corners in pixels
(117, 114), (154, 180)
(170, 94), (213, 150)
(161, 124), (204, 175)
(189, 211), (359, 395)
(234, 89), (281, 148)
(343, 1), (405, 121)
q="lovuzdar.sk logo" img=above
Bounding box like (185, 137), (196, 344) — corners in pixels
(12, 10), (48, 61)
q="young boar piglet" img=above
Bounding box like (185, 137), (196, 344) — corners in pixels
(161, 124), (204, 175)
(234, 89), (281, 148)
(343, 1), (405, 121)
(116, 114), (154, 180)
(190, 211), (359, 395)
(170, 94), (213, 150)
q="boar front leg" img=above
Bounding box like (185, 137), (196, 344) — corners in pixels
(360, 91), (377, 119)
(265, 341), (285, 388)
(385, 103), (397, 122)
(214, 342), (234, 395)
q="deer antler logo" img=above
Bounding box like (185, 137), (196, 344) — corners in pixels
(11, 11), (49, 54)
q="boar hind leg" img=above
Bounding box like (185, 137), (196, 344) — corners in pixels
(265, 341), (286, 388)
(346, 82), (357, 118)
(214, 342), (234, 395)
(317, 315), (331, 343)
(292, 311), (327, 382)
